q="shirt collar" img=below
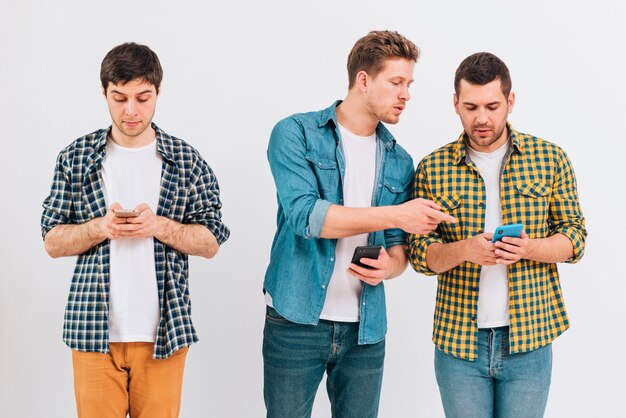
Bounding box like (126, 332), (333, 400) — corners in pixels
(96, 122), (173, 161)
(452, 122), (523, 165)
(318, 100), (397, 150)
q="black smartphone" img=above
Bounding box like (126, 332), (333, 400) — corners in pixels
(351, 245), (382, 269)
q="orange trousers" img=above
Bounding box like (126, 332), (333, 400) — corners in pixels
(71, 342), (188, 418)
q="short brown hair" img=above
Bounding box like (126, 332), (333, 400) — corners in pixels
(454, 52), (512, 97)
(347, 31), (419, 89)
(100, 42), (163, 94)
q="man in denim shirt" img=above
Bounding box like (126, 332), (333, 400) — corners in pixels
(263, 31), (455, 417)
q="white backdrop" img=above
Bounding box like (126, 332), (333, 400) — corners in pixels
(1, 1), (624, 417)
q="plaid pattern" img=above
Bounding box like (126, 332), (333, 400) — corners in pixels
(41, 123), (230, 359)
(408, 124), (586, 360)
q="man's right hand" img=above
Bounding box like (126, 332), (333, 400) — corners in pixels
(395, 198), (456, 235)
(463, 233), (498, 266)
(96, 202), (124, 240)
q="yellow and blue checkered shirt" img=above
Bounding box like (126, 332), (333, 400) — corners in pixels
(408, 125), (586, 361)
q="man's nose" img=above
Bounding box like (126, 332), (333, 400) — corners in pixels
(125, 100), (136, 115)
(400, 85), (410, 101)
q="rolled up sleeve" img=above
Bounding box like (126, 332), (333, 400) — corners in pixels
(407, 162), (443, 275)
(267, 117), (332, 239)
(548, 149), (587, 263)
(41, 152), (74, 239)
(184, 159), (230, 245)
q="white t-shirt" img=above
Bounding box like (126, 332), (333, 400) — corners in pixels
(318, 123), (377, 322)
(467, 141), (510, 329)
(101, 137), (162, 342)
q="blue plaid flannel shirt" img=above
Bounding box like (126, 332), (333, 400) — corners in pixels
(41, 123), (230, 359)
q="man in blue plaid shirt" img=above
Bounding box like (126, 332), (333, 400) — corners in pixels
(41, 42), (229, 418)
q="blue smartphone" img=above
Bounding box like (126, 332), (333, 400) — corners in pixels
(492, 223), (524, 242)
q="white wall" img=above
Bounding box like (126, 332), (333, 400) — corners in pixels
(1, 1), (624, 417)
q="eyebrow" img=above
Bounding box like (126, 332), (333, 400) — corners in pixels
(391, 75), (414, 81)
(110, 89), (154, 96)
(462, 100), (501, 106)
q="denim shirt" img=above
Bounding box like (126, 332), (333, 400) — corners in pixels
(264, 101), (414, 344)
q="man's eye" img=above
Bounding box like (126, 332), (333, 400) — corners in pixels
(488, 106), (498, 111)
(114, 98), (126, 103)
(137, 98), (148, 103)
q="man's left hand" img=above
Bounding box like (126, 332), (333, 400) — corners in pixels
(494, 231), (531, 264)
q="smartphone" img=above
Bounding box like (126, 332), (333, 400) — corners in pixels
(492, 223), (523, 242)
(113, 209), (139, 218)
(351, 245), (382, 269)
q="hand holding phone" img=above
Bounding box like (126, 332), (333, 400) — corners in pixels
(351, 245), (382, 269)
(113, 209), (139, 218)
(491, 223), (523, 242)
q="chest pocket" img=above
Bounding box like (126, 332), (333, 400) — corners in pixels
(434, 194), (463, 241)
(305, 152), (339, 196)
(516, 182), (550, 198)
(379, 178), (406, 205)
(512, 182), (551, 237)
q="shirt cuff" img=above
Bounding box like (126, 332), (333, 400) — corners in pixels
(550, 226), (586, 263)
(408, 236), (444, 276)
(384, 228), (407, 248)
(306, 199), (332, 239)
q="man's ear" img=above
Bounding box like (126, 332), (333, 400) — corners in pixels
(355, 71), (369, 93)
(453, 94), (460, 115)
(507, 91), (516, 114)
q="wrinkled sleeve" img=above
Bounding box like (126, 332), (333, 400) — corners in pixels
(383, 158), (414, 248)
(548, 148), (586, 263)
(41, 152), (74, 239)
(407, 161), (444, 276)
(185, 158), (230, 245)
(267, 117), (330, 239)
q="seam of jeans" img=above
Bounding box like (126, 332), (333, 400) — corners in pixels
(331, 323), (338, 358)
(489, 329), (496, 376)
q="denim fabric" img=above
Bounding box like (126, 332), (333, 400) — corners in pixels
(435, 327), (552, 418)
(263, 307), (385, 418)
(264, 101), (414, 344)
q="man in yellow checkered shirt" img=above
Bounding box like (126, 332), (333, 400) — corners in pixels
(408, 52), (586, 418)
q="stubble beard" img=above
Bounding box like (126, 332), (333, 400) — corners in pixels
(468, 123), (507, 149)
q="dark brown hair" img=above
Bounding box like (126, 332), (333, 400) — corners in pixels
(454, 52), (512, 97)
(100, 42), (163, 94)
(347, 31), (419, 89)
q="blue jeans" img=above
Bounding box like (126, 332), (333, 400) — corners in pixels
(263, 307), (385, 418)
(435, 327), (552, 418)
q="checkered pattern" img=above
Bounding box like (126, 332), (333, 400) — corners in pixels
(41, 124), (229, 359)
(408, 124), (586, 360)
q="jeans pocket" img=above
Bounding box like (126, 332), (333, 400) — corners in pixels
(265, 306), (289, 325)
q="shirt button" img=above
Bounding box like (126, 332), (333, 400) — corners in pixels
(362, 301), (366, 305)
(479, 202), (485, 207)
(330, 257), (334, 262)
(322, 284), (326, 289)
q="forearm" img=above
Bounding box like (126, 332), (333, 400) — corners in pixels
(320, 204), (396, 239)
(155, 217), (219, 258)
(386, 245), (409, 279)
(44, 220), (106, 258)
(426, 240), (468, 274)
(525, 233), (574, 263)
